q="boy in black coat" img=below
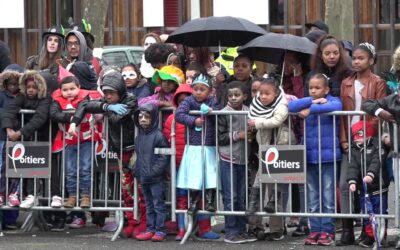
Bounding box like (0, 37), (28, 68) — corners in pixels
(133, 103), (170, 242)
(347, 121), (389, 248)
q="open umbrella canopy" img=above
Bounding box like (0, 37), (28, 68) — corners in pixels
(238, 32), (317, 65)
(166, 16), (266, 47)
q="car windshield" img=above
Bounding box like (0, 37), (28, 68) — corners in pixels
(130, 50), (143, 64)
(102, 51), (129, 67)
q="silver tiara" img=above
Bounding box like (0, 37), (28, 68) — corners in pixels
(359, 42), (376, 57)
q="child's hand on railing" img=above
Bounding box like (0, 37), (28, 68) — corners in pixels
(68, 123), (77, 136)
(298, 108), (310, 118)
(349, 183), (356, 192)
(195, 117), (204, 127)
(312, 98), (327, 104)
(378, 110), (395, 123)
(363, 175), (373, 184)
(247, 119), (256, 128)
(6, 128), (21, 142)
(107, 103), (128, 115)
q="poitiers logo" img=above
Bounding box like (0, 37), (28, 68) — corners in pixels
(8, 143), (25, 172)
(260, 147), (279, 177)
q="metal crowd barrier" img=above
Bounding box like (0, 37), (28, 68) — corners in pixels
(177, 110), (398, 244)
(0, 109), (398, 245)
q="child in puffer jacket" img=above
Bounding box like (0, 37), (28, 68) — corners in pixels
(288, 73), (342, 246)
(133, 104), (170, 242)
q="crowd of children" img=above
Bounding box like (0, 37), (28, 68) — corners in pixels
(1, 22), (400, 248)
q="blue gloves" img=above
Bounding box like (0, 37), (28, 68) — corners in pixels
(200, 103), (210, 114)
(107, 103), (128, 115)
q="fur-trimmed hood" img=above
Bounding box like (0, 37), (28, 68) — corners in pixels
(393, 45), (400, 72)
(19, 70), (47, 99)
(0, 70), (22, 90)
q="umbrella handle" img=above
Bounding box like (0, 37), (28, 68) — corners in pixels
(280, 51), (286, 87)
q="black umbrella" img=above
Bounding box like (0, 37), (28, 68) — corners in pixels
(166, 16), (266, 47)
(238, 32), (317, 65)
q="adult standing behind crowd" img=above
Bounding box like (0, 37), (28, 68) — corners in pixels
(70, 19), (102, 76)
(306, 35), (352, 97)
(217, 54), (254, 107)
(26, 25), (65, 76)
(140, 33), (162, 79)
(0, 41), (11, 73)
(59, 30), (97, 90)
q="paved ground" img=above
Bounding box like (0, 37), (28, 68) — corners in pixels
(0, 216), (398, 250)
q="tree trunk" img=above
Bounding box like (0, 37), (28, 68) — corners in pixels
(81, 0), (109, 47)
(325, 0), (354, 43)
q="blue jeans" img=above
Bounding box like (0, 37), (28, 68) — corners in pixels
(220, 160), (246, 236)
(307, 163), (335, 234)
(141, 181), (166, 233)
(65, 142), (92, 195)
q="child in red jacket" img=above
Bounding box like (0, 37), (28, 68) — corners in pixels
(163, 84), (192, 240)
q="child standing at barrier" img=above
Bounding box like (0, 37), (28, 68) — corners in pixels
(247, 77), (291, 241)
(85, 70), (147, 238)
(163, 83), (192, 240)
(138, 65), (184, 108)
(0, 66), (22, 206)
(338, 43), (387, 246)
(133, 104), (170, 242)
(288, 73), (342, 246)
(218, 81), (255, 244)
(51, 75), (103, 208)
(347, 121), (388, 247)
(175, 74), (220, 240)
(2, 70), (52, 209)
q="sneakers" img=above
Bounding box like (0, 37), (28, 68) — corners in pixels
(292, 226), (310, 237)
(20, 195), (35, 209)
(151, 231), (166, 242)
(359, 236), (375, 248)
(224, 234), (246, 244)
(198, 230), (220, 240)
(317, 232), (335, 246)
(239, 232), (257, 242)
(304, 232), (320, 245)
(8, 192), (20, 207)
(248, 228), (266, 241)
(175, 229), (185, 241)
(50, 219), (65, 232)
(51, 195), (62, 208)
(267, 232), (284, 241)
(69, 216), (86, 229)
(136, 231), (155, 241)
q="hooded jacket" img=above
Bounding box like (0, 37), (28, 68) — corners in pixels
(85, 71), (137, 151)
(62, 30), (92, 65)
(133, 104), (170, 184)
(347, 137), (389, 194)
(69, 61), (98, 90)
(1, 70), (51, 141)
(0, 69), (22, 140)
(163, 84), (192, 166)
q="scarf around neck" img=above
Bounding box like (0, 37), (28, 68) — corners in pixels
(249, 87), (284, 119)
